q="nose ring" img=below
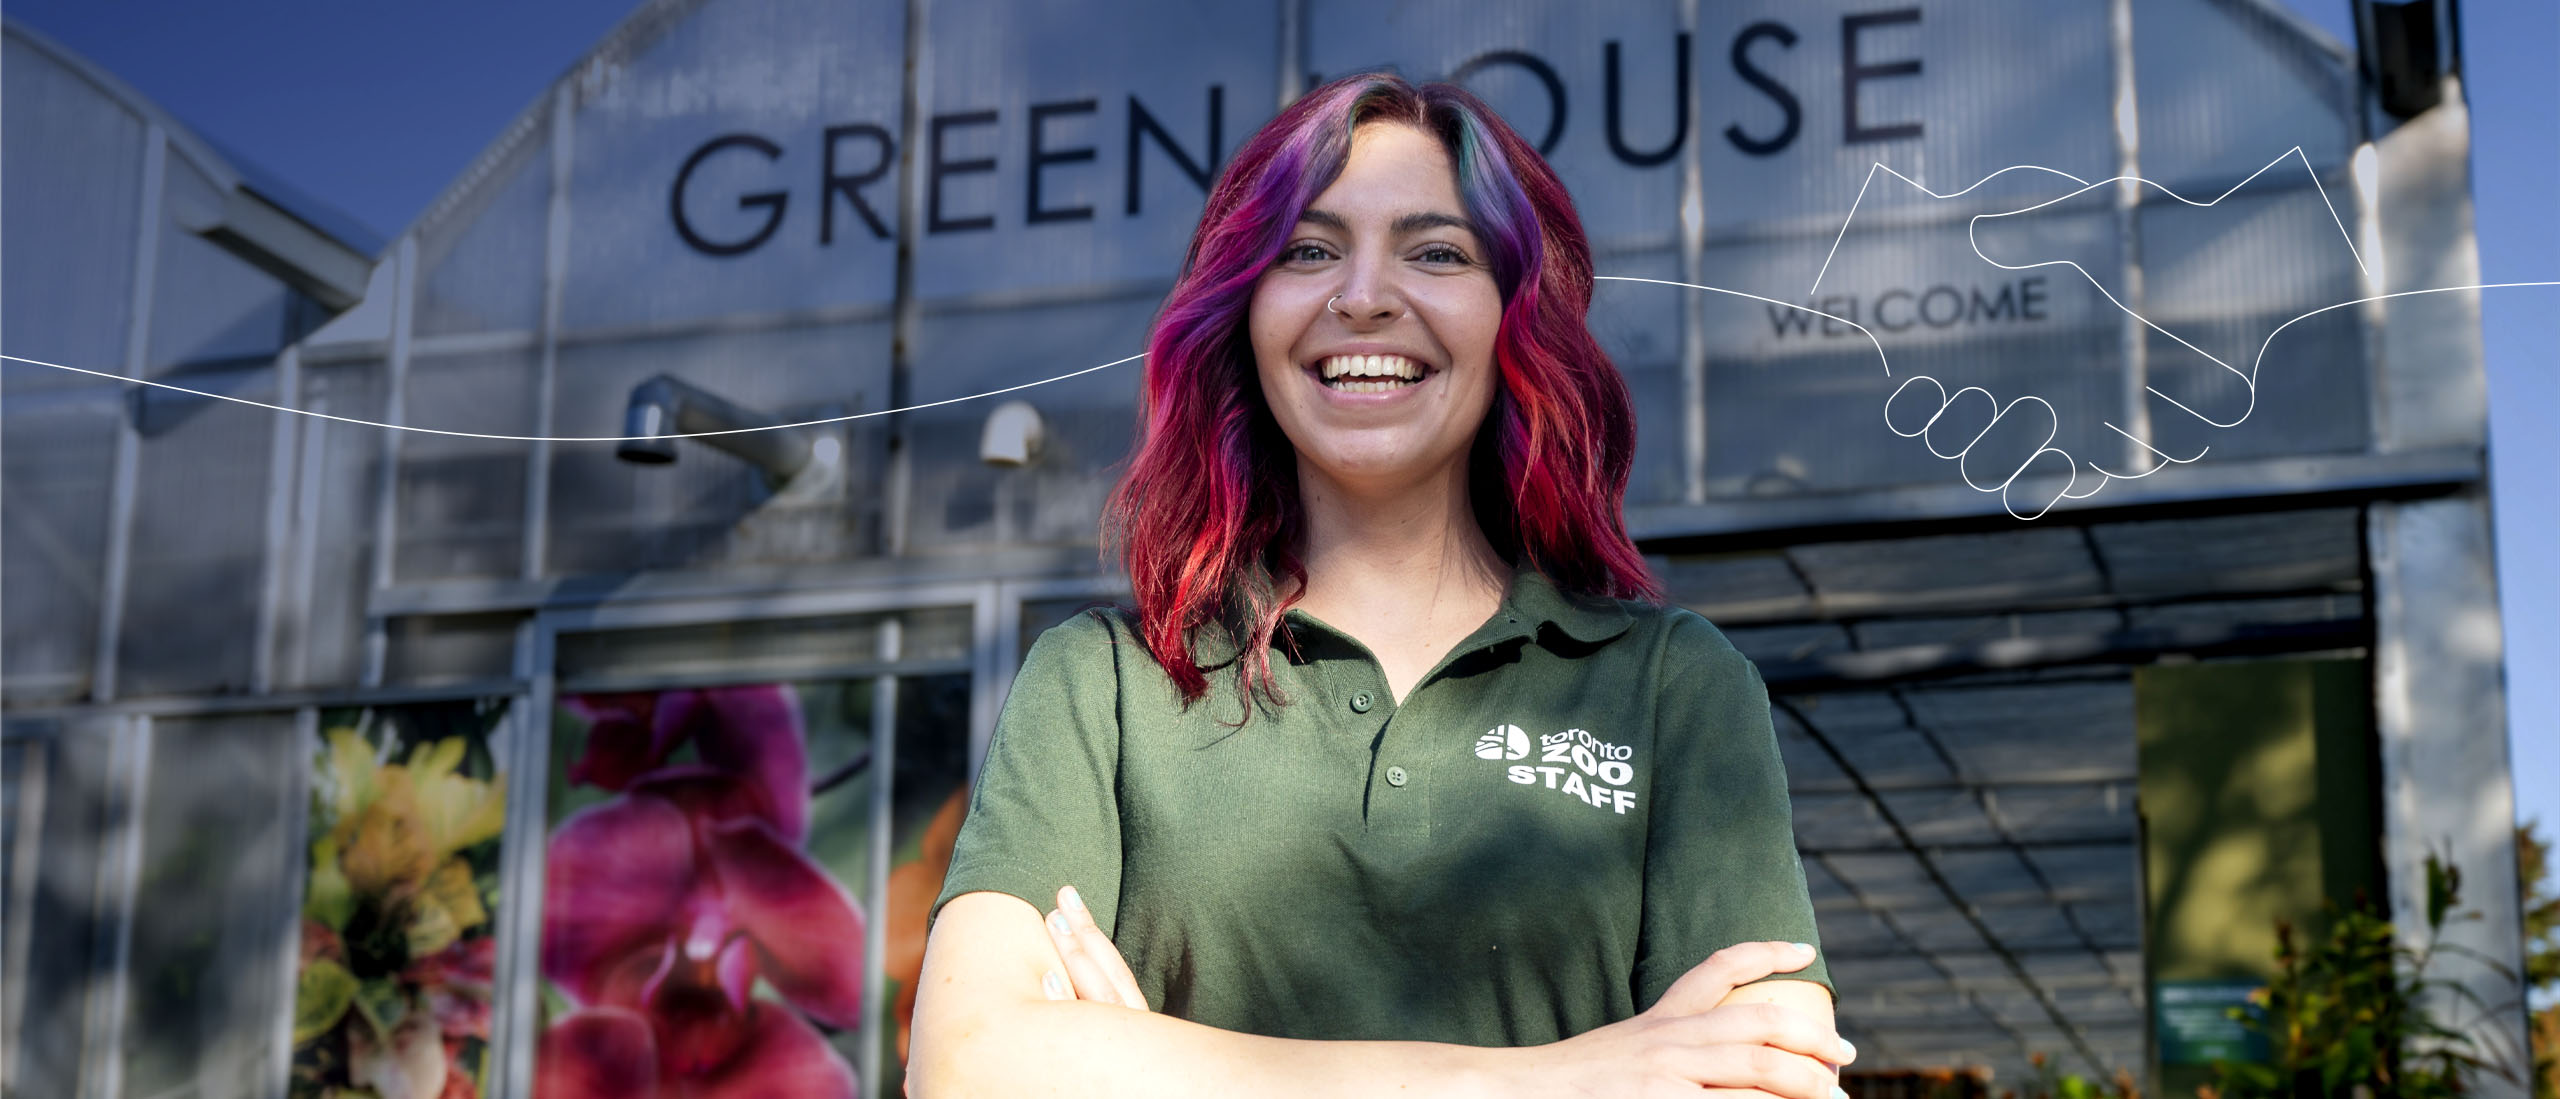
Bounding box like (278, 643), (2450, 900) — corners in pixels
(1328, 294), (1348, 317)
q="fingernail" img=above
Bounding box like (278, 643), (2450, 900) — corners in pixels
(1792, 942), (1816, 956)
(1839, 1038), (1857, 1062)
(1061, 885), (1086, 913)
(1832, 1088), (1849, 1099)
(1048, 910), (1072, 936)
(1042, 970), (1069, 1000)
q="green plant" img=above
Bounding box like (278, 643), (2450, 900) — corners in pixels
(2007, 1051), (2138, 1099)
(2205, 853), (2516, 1097)
(2519, 820), (2558, 1099)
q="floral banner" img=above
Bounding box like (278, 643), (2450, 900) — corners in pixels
(291, 699), (512, 1099)
(533, 677), (970, 1099)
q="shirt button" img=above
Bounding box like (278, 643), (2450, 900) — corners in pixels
(1349, 691), (1374, 713)
(1385, 765), (1409, 787)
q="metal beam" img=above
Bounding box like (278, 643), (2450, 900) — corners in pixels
(1801, 836), (2134, 858)
(361, 236), (417, 687)
(195, 188), (373, 311)
(1793, 771), (2138, 796)
(2369, 495), (2531, 1090)
(523, 83), (573, 584)
(1824, 936), (2143, 963)
(253, 345), (301, 693)
(1756, 618), (2365, 690)
(1694, 574), (2361, 630)
(1629, 445), (2482, 552)
(370, 543), (1109, 617)
(91, 127), (166, 704)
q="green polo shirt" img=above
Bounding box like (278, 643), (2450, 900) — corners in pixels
(928, 569), (1830, 1046)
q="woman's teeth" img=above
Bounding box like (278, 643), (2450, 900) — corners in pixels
(1330, 378), (1413, 393)
(1319, 354), (1425, 392)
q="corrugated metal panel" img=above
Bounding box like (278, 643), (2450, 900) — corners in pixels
(0, 390), (119, 703)
(1878, 787), (2004, 845)
(117, 367), (276, 697)
(2090, 506), (2362, 593)
(553, 605), (971, 687)
(1700, 1), (2118, 232)
(2125, 593), (2359, 631)
(558, 0), (905, 331)
(911, 0), (1275, 299)
(290, 360), (388, 690)
(1589, 252), (1687, 505)
(1657, 551), (1816, 617)
(1790, 789), (1895, 849)
(1790, 526), (2103, 602)
(898, 0), (1275, 552)
(414, 110), (550, 337)
(0, 35), (144, 397)
(382, 612), (522, 686)
(1785, 692), (1956, 787)
(395, 347), (536, 582)
(1722, 621), (1854, 664)
(1904, 681), (2138, 782)
(0, 35), (144, 402)
(1852, 609), (2124, 650)
(2137, 180), (2371, 463)
(2133, 0), (2356, 188)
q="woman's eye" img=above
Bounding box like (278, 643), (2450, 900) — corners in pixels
(1418, 245), (1472, 266)
(1283, 243), (1334, 263)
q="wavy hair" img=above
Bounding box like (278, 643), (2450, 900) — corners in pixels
(1103, 72), (1661, 714)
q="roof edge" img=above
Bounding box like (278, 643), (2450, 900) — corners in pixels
(3, 17), (387, 301)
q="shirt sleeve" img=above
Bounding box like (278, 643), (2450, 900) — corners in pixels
(1632, 609), (1834, 1010)
(928, 609), (1128, 936)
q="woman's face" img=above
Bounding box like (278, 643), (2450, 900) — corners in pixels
(1249, 121), (1504, 497)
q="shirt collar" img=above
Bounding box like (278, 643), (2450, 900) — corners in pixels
(1502, 568), (1639, 646)
(1186, 568), (1637, 668)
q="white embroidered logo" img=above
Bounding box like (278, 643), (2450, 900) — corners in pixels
(1474, 723), (1530, 760)
(1484, 726), (1639, 814)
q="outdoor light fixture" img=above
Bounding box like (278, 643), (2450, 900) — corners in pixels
(616, 373), (817, 483)
(980, 399), (1046, 467)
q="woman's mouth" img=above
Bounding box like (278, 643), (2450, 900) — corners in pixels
(1315, 353), (1430, 393)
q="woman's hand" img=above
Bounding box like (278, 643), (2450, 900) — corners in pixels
(1041, 884), (1150, 1010)
(1504, 941), (1853, 1099)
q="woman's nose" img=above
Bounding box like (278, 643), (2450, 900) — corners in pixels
(1331, 260), (1405, 323)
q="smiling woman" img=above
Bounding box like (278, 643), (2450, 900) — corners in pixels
(906, 73), (1850, 1099)
(1249, 122), (1505, 567)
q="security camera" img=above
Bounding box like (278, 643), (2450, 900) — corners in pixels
(981, 400), (1046, 467)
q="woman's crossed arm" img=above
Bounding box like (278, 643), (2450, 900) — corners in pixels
(906, 889), (1854, 1099)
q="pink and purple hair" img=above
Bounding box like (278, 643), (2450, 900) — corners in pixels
(1103, 72), (1662, 712)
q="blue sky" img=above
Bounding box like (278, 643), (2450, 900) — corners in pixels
(10, 0), (2552, 837)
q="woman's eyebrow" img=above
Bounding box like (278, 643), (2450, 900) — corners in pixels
(1392, 211), (1479, 237)
(1295, 208), (1481, 239)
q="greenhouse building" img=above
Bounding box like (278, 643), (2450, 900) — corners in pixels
(0, 0), (2531, 1096)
